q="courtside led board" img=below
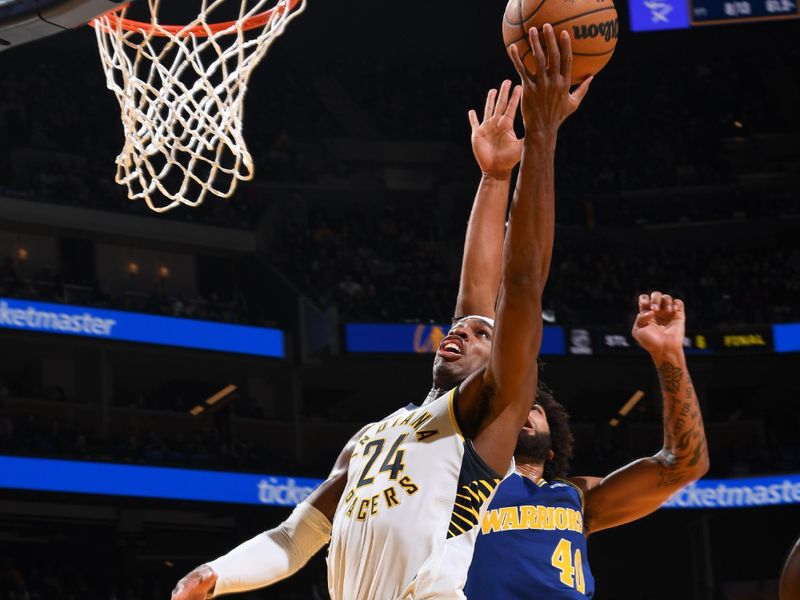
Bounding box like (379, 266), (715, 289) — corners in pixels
(629, 0), (797, 30)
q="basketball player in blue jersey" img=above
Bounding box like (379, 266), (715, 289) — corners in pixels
(460, 31), (710, 598)
(173, 25), (592, 600)
(464, 291), (709, 598)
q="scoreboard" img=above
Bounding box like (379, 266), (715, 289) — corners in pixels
(629, 0), (799, 30)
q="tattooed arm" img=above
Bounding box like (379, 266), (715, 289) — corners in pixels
(569, 291), (709, 535)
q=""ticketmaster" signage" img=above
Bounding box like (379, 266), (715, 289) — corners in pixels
(0, 297), (284, 358)
(663, 474), (800, 509)
(1, 456), (798, 510)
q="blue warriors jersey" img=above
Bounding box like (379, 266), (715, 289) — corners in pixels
(464, 473), (594, 598)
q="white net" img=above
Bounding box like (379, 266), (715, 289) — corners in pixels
(92, 0), (305, 213)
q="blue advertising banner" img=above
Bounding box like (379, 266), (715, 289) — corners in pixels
(629, 0), (691, 31)
(773, 323), (800, 353)
(663, 474), (800, 509)
(345, 323), (566, 356)
(0, 297), (284, 358)
(1, 456), (798, 510)
(0, 456), (320, 506)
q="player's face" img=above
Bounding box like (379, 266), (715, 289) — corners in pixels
(524, 402), (551, 437)
(431, 318), (493, 390)
(515, 402), (554, 463)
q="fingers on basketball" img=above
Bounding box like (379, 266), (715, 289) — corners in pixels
(508, 44), (527, 80)
(559, 30), (573, 78)
(529, 27), (547, 75)
(502, 0), (619, 84)
(543, 25), (561, 75)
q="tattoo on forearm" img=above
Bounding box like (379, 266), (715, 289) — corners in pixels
(688, 435), (706, 467)
(656, 363), (707, 488)
(657, 362), (683, 393)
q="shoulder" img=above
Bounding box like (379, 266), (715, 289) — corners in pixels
(563, 477), (600, 511)
(566, 476), (602, 497)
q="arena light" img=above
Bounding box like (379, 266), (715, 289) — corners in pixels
(188, 384), (238, 416)
(609, 390), (645, 427)
(206, 384), (237, 406)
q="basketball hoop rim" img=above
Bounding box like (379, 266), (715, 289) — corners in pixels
(90, 0), (302, 37)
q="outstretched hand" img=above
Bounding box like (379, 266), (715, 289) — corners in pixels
(508, 24), (592, 138)
(468, 80), (523, 178)
(171, 565), (218, 600)
(631, 291), (686, 357)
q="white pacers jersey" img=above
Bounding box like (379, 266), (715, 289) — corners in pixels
(327, 388), (508, 600)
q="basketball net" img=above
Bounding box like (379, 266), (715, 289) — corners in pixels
(91, 0), (305, 213)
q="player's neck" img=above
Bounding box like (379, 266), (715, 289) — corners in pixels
(516, 461), (546, 484)
(422, 387), (442, 406)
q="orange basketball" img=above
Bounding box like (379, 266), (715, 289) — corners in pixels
(502, 0), (618, 85)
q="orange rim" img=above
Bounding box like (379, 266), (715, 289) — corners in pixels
(91, 0), (302, 37)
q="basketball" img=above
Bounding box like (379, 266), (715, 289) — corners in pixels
(502, 0), (618, 84)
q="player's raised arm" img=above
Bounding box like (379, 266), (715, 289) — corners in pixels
(171, 426), (367, 599)
(454, 80), (522, 320)
(570, 292), (710, 535)
(458, 25), (591, 474)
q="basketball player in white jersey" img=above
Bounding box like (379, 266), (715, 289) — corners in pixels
(172, 25), (591, 600)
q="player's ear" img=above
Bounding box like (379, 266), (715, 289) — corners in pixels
(547, 449), (555, 462)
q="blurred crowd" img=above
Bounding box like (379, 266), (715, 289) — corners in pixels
(0, 255), (251, 325)
(270, 203), (456, 323)
(0, 372), (797, 481)
(2, 219), (798, 329)
(0, 375), (288, 474)
(1, 33), (797, 211)
(270, 214), (800, 326)
(0, 35), (798, 330)
(545, 232), (800, 327)
(0, 414), (285, 473)
(0, 553), (327, 600)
